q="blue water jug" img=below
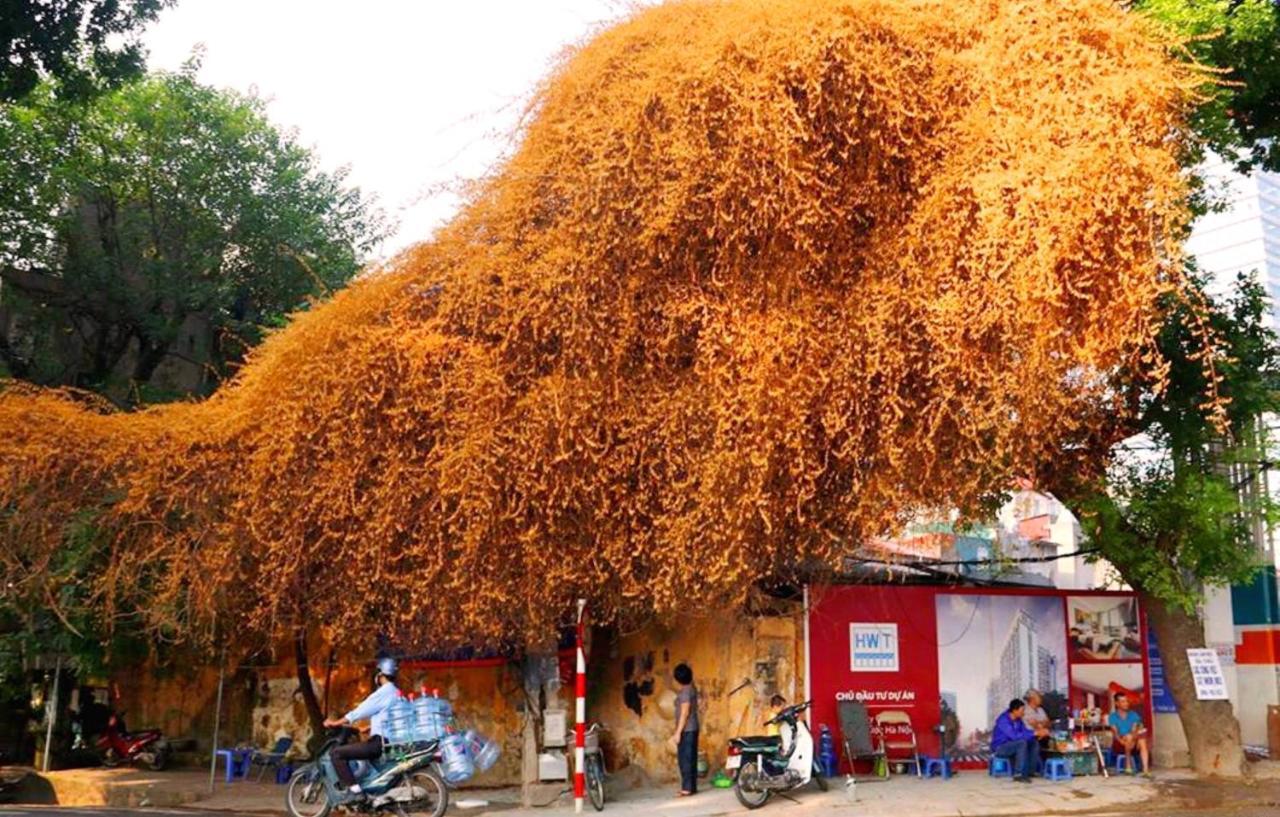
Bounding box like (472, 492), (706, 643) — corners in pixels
(440, 732), (475, 783)
(818, 724), (837, 777)
(384, 693), (414, 745)
(465, 729), (501, 773)
(412, 692), (453, 742)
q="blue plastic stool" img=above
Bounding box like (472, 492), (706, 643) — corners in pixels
(924, 757), (952, 779)
(275, 763), (294, 784)
(988, 756), (1012, 777)
(215, 748), (249, 782)
(1113, 752), (1142, 773)
(1043, 757), (1073, 781)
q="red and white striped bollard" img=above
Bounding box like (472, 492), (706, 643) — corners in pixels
(574, 598), (587, 814)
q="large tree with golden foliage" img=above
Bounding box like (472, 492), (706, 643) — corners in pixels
(2, 0), (1199, 654)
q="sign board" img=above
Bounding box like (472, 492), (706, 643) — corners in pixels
(1146, 628), (1177, 713)
(1186, 648), (1229, 700)
(850, 623), (899, 672)
(1210, 642), (1236, 667)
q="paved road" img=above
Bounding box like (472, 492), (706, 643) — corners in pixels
(5, 807), (1280, 817)
(0, 811), (248, 817)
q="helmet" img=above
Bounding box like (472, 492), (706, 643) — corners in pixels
(377, 657), (399, 678)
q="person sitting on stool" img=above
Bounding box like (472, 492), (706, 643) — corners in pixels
(991, 698), (1042, 783)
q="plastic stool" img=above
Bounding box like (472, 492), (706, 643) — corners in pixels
(1113, 752), (1142, 772)
(215, 749), (248, 782)
(988, 756), (1012, 777)
(924, 757), (952, 779)
(1043, 757), (1073, 781)
(275, 763), (294, 784)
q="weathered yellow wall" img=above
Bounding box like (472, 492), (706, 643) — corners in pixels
(591, 606), (804, 782)
(112, 606), (803, 783)
(114, 647), (525, 783)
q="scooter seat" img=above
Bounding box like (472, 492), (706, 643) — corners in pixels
(732, 735), (783, 752)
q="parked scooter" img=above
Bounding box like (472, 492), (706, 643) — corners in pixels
(96, 712), (171, 770)
(286, 727), (447, 817)
(726, 700), (828, 809)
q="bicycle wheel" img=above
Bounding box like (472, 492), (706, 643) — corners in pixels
(587, 756), (606, 811)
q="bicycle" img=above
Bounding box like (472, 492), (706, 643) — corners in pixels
(564, 723), (608, 811)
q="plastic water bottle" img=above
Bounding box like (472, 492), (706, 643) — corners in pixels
(412, 689), (453, 742)
(440, 732), (475, 783)
(465, 729), (501, 773)
(385, 692), (413, 745)
(818, 724), (837, 777)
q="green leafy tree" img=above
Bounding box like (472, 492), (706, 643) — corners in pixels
(0, 0), (175, 103)
(1046, 272), (1280, 775)
(1138, 0), (1280, 171)
(0, 66), (387, 403)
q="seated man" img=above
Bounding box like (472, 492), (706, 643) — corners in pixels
(990, 698), (1041, 783)
(1108, 692), (1151, 778)
(1023, 688), (1054, 752)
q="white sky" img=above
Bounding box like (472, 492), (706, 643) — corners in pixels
(143, 1), (656, 257)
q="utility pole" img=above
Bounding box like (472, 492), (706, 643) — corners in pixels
(41, 655), (62, 773)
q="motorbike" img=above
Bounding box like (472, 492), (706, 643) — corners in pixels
(726, 700), (828, 809)
(0, 768), (28, 802)
(96, 712), (171, 770)
(286, 727), (448, 817)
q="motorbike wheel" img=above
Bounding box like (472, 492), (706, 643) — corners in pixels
(733, 764), (771, 810)
(286, 768), (331, 817)
(812, 767), (829, 792)
(586, 756), (605, 811)
(101, 749), (121, 768)
(396, 770), (447, 817)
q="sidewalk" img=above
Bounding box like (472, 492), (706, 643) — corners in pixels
(6, 763), (1279, 816)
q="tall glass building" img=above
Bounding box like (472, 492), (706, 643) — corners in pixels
(1185, 156), (1280, 318)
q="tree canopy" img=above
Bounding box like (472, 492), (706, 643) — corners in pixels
(1138, 0), (1280, 171)
(0, 68), (386, 402)
(0, 0), (1206, 651)
(0, 0), (174, 102)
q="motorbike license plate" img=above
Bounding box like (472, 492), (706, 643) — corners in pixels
(725, 755), (741, 770)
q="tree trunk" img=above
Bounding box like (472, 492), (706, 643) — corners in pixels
(293, 626), (327, 754)
(1140, 589), (1247, 777)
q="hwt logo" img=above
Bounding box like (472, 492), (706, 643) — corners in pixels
(849, 623), (900, 672)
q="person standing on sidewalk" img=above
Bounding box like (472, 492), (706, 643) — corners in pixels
(669, 663), (699, 796)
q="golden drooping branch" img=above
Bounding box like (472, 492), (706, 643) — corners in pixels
(0, 0), (1205, 650)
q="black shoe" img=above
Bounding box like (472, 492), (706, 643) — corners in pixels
(1014, 775), (1032, 783)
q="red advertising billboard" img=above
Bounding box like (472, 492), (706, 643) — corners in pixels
(808, 585), (1149, 772)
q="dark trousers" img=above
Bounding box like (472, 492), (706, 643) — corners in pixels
(993, 737), (1039, 778)
(332, 735), (383, 787)
(677, 730), (699, 793)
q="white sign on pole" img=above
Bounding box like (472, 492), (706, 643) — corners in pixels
(1186, 648), (1229, 700)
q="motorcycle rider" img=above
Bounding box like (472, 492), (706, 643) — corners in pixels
(323, 657), (401, 799)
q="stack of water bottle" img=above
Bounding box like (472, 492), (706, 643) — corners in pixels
(382, 687), (501, 784)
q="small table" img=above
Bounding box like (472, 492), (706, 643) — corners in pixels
(1042, 749), (1099, 776)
